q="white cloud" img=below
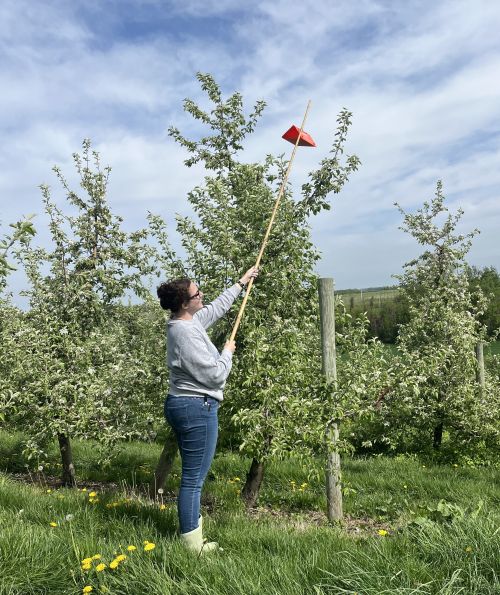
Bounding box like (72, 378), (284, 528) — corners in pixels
(1, 0), (499, 302)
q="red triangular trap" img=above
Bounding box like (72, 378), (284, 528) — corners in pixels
(282, 125), (316, 147)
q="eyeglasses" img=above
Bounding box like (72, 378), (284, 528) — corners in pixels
(187, 290), (201, 301)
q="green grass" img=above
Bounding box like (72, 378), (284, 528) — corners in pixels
(0, 433), (499, 594)
(486, 340), (500, 356)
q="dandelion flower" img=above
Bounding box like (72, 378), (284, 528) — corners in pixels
(82, 587), (93, 593)
(46, 489), (52, 494)
(115, 555), (126, 562)
(109, 560), (119, 570)
(144, 542), (156, 552)
(82, 488), (87, 492)
(127, 545), (136, 551)
(89, 492), (97, 498)
(465, 546), (473, 552)
(81, 563), (92, 571)
(300, 483), (308, 488)
(96, 563), (106, 572)
(92, 554), (101, 560)
(143, 540), (150, 545)
(49, 522), (58, 527)
(81, 558), (93, 565)
(377, 529), (388, 536)
(234, 477), (240, 482)
(159, 504), (166, 510)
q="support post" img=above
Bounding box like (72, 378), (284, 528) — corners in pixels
(318, 277), (343, 521)
(475, 341), (485, 397)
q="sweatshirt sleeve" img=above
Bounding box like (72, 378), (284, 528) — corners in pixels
(179, 330), (234, 389)
(194, 284), (242, 330)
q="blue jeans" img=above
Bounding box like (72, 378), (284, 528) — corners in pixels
(164, 395), (219, 534)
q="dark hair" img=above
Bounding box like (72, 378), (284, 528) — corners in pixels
(157, 278), (192, 313)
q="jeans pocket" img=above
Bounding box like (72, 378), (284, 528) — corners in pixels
(165, 401), (189, 430)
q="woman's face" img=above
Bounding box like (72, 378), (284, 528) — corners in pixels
(184, 281), (204, 315)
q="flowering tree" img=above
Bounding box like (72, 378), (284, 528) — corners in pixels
(383, 182), (500, 455)
(2, 141), (174, 485)
(0, 217), (36, 293)
(0, 217), (36, 424)
(165, 73), (361, 504)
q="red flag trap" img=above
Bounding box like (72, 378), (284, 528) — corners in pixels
(282, 124), (316, 147)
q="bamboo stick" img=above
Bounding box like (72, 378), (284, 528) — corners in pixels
(229, 100), (312, 342)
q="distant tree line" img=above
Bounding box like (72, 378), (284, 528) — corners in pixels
(338, 266), (500, 343)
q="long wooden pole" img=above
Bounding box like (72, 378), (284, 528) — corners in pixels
(229, 100), (312, 342)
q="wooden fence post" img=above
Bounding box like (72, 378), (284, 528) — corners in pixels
(475, 341), (485, 397)
(318, 277), (343, 521)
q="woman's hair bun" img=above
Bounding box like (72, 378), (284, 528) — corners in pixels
(157, 278), (191, 312)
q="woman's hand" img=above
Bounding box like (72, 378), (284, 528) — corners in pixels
(224, 340), (236, 353)
(239, 266), (259, 287)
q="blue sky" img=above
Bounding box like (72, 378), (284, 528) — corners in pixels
(1, 0), (500, 302)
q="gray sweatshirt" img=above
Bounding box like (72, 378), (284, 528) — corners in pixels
(167, 284), (242, 401)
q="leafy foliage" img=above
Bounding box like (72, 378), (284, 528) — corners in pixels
(380, 182), (500, 455)
(0, 141), (175, 476)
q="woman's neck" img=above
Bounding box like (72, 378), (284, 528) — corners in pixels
(172, 312), (193, 321)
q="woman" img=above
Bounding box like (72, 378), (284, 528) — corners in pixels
(157, 266), (258, 554)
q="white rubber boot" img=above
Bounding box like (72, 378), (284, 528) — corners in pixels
(180, 516), (219, 554)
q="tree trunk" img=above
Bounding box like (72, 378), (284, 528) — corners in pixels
(433, 421), (443, 449)
(241, 458), (264, 508)
(149, 431), (178, 498)
(58, 433), (76, 487)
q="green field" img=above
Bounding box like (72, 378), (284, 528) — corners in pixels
(336, 287), (400, 308)
(0, 431), (499, 594)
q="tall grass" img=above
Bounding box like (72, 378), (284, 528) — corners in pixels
(0, 433), (498, 594)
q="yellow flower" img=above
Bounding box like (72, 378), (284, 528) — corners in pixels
(49, 522), (58, 527)
(109, 560), (119, 569)
(465, 546), (473, 552)
(46, 489), (52, 493)
(81, 563), (92, 571)
(91, 554), (100, 560)
(233, 477), (240, 482)
(127, 545), (137, 551)
(82, 488), (87, 492)
(95, 563), (106, 572)
(89, 491), (97, 498)
(300, 483), (308, 489)
(144, 542), (156, 552)
(403, 484), (408, 489)
(115, 554), (127, 562)
(143, 540), (150, 545)
(377, 529), (388, 536)
(159, 504), (166, 510)
(82, 587), (93, 593)
(81, 558), (93, 565)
